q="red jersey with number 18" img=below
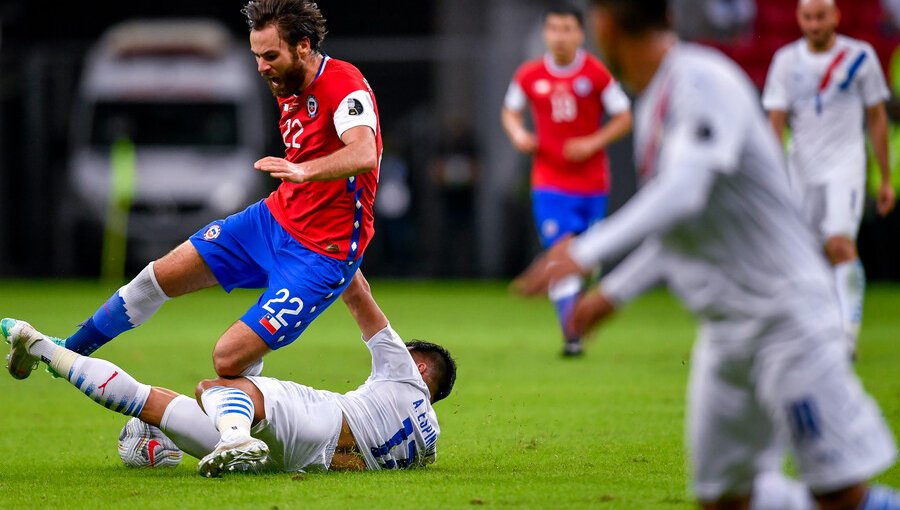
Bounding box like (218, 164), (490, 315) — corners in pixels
(505, 50), (630, 195)
(264, 56), (382, 261)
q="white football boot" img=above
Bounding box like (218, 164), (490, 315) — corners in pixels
(2, 318), (42, 380)
(198, 437), (270, 478)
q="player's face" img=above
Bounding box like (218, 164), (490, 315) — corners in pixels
(543, 14), (584, 63)
(797, 0), (840, 50)
(250, 25), (307, 98)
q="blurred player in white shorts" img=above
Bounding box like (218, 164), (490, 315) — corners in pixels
(3, 270), (457, 476)
(763, 0), (896, 354)
(515, 0), (899, 508)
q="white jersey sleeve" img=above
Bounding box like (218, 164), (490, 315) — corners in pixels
(569, 69), (744, 269)
(761, 48), (792, 112)
(364, 325), (422, 384)
(333, 90), (377, 138)
(858, 43), (890, 107)
(504, 80), (527, 112)
(601, 80), (631, 116)
(600, 237), (666, 305)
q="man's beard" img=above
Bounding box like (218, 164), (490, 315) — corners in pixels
(266, 62), (306, 98)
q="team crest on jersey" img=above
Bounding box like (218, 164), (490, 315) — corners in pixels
(533, 79), (551, 96)
(203, 224), (221, 240)
(347, 97), (364, 116)
(307, 95), (318, 118)
(573, 76), (593, 97)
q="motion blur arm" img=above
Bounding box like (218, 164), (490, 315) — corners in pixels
(569, 152), (717, 270)
(598, 237), (666, 306)
(501, 107), (538, 154)
(767, 110), (788, 152)
(341, 270), (389, 342)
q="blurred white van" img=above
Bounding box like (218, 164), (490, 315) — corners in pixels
(65, 18), (268, 267)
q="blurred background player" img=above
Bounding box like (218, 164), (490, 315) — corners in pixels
(762, 0), (896, 355)
(2, 270), (456, 476)
(514, 0), (899, 508)
(501, 3), (632, 356)
(6, 0), (383, 381)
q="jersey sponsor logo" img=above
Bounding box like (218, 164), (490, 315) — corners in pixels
(286, 100), (302, 113)
(203, 224), (221, 240)
(347, 97), (364, 116)
(533, 79), (551, 96)
(573, 76), (592, 97)
(307, 95), (318, 118)
(259, 313), (282, 335)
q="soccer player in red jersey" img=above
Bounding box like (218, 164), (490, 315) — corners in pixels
(9, 0), (382, 381)
(501, 3), (632, 356)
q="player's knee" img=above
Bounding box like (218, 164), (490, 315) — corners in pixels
(194, 379), (217, 403)
(824, 237), (857, 265)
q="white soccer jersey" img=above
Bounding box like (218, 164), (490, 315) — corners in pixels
(762, 36), (889, 185)
(571, 43), (896, 497)
(334, 325), (440, 470)
(572, 43), (834, 342)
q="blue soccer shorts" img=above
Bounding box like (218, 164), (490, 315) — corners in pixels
(189, 200), (360, 350)
(531, 189), (609, 248)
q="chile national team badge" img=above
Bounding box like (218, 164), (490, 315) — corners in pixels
(203, 224), (221, 240)
(307, 95), (318, 118)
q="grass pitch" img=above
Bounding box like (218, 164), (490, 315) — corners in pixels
(0, 280), (897, 509)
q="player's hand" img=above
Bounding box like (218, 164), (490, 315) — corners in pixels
(568, 289), (616, 337)
(254, 157), (310, 183)
(512, 130), (538, 154)
(877, 180), (896, 217)
(563, 136), (600, 163)
(512, 236), (586, 296)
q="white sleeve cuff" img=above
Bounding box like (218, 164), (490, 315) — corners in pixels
(601, 81), (631, 116)
(504, 81), (527, 112)
(334, 90), (377, 139)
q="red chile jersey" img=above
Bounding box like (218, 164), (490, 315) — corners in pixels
(265, 56), (382, 260)
(505, 50), (630, 194)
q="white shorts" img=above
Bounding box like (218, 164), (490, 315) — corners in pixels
(793, 172), (865, 243)
(688, 300), (897, 500)
(246, 376), (343, 473)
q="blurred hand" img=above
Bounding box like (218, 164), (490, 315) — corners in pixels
(512, 236), (586, 296)
(255, 157), (310, 183)
(511, 130), (538, 154)
(877, 180), (896, 217)
(568, 290), (616, 338)
(563, 135), (600, 163)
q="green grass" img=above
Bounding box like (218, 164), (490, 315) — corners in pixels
(0, 280), (897, 509)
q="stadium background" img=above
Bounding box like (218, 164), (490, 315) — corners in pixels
(0, 0), (898, 280)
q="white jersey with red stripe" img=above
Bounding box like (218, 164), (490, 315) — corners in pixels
(571, 43), (834, 346)
(762, 35), (889, 185)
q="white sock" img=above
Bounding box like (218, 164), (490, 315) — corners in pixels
(750, 471), (814, 510)
(56, 352), (151, 417)
(159, 395), (221, 459)
(834, 259), (865, 350)
(200, 386), (254, 443)
(120, 262), (171, 326)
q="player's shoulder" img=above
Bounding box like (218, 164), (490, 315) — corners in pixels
(837, 34), (878, 56)
(318, 57), (371, 96)
(513, 58), (546, 82)
(669, 44), (758, 111)
(771, 38), (804, 63)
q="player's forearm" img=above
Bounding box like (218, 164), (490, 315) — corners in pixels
(599, 237), (665, 306)
(867, 103), (891, 183)
(767, 110), (787, 149)
(341, 271), (389, 341)
(589, 110), (633, 151)
(569, 161), (715, 269)
(299, 137), (378, 182)
(501, 107), (529, 142)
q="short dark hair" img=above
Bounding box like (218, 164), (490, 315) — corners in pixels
(588, 0), (671, 33)
(407, 340), (457, 404)
(242, 0), (328, 51)
(543, 3), (585, 27)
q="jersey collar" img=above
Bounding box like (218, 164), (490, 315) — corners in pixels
(543, 49), (586, 78)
